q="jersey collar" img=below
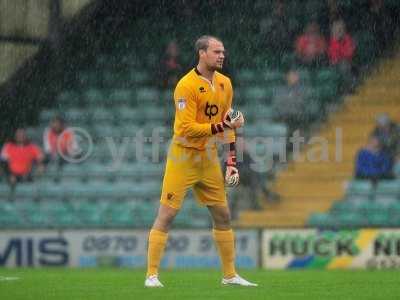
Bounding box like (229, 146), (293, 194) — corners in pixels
(194, 67), (216, 91)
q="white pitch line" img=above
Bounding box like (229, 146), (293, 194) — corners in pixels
(0, 276), (20, 281)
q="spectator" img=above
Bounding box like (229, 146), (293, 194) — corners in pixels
(328, 19), (355, 66)
(43, 115), (78, 165)
(259, 0), (292, 55)
(355, 135), (393, 182)
(295, 21), (327, 67)
(363, 0), (394, 53)
(371, 113), (400, 160)
(271, 70), (310, 136)
(158, 40), (182, 89)
(0, 128), (44, 186)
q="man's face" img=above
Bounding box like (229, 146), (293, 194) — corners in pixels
(51, 119), (63, 133)
(200, 39), (225, 71)
(15, 129), (27, 144)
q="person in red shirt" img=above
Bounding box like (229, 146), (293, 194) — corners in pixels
(1, 128), (44, 185)
(295, 21), (327, 67)
(43, 115), (78, 165)
(328, 19), (356, 66)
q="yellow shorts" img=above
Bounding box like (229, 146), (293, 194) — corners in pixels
(160, 143), (227, 210)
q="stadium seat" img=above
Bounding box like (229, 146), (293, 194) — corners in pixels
(75, 201), (107, 227)
(263, 70), (284, 85)
(242, 86), (271, 102)
(236, 69), (258, 85)
(127, 69), (151, 85)
(367, 211), (390, 227)
(0, 183), (11, 198)
(37, 182), (66, 200)
(335, 212), (366, 228)
(375, 180), (400, 196)
(14, 183), (39, 200)
(136, 87), (160, 104)
(84, 88), (107, 106)
(307, 213), (334, 228)
(346, 180), (374, 198)
(91, 108), (115, 124)
(109, 89), (134, 106)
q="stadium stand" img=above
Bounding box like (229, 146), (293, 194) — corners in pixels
(0, 0), (399, 229)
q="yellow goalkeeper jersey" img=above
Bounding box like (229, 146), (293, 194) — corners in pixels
(172, 68), (235, 150)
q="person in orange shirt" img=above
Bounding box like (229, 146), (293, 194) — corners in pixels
(145, 35), (257, 288)
(1, 128), (44, 185)
(43, 115), (78, 165)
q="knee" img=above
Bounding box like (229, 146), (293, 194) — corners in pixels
(213, 210), (231, 227)
(153, 206), (178, 230)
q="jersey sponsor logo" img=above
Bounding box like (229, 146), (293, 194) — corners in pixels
(199, 87), (206, 93)
(205, 102), (219, 120)
(219, 83), (224, 91)
(177, 98), (186, 110)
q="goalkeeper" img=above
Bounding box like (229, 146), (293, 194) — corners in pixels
(145, 35), (257, 287)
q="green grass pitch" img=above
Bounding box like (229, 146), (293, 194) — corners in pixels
(1, 268), (400, 300)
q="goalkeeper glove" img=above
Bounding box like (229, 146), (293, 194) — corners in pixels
(225, 150), (239, 187)
(223, 108), (244, 129)
(211, 108), (245, 135)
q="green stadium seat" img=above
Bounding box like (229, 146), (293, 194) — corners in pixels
(57, 90), (80, 106)
(75, 201), (106, 227)
(242, 86), (271, 102)
(374, 195), (398, 207)
(394, 162), (400, 178)
(136, 87), (160, 103)
(40, 109), (57, 125)
(359, 201), (387, 214)
(236, 69), (258, 85)
(335, 212), (366, 228)
(25, 210), (51, 228)
(84, 88), (107, 106)
(330, 201), (356, 213)
(14, 183), (39, 200)
(108, 204), (135, 227)
(346, 180), (373, 197)
(368, 212), (390, 227)
(37, 182), (66, 200)
(0, 183), (12, 198)
(308, 213), (334, 228)
(91, 108), (114, 124)
(62, 163), (86, 179)
(375, 180), (400, 196)
(127, 69), (151, 85)
(263, 70), (284, 85)
(109, 89), (134, 105)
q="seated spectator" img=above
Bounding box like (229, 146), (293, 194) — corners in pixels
(0, 128), (44, 185)
(371, 113), (400, 160)
(271, 70), (310, 136)
(328, 19), (355, 67)
(158, 40), (182, 89)
(43, 115), (78, 165)
(295, 21), (327, 67)
(355, 135), (393, 182)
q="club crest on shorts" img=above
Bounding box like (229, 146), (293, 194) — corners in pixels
(177, 98), (186, 110)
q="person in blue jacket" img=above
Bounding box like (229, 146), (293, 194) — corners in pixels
(355, 135), (394, 182)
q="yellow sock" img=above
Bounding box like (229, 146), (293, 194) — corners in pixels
(212, 229), (236, 278)
(146, 229), (168, 277)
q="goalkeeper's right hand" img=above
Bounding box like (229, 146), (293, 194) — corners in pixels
(223, 108), (244, 129)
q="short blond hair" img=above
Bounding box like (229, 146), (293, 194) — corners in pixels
(195, 35), (222, 55)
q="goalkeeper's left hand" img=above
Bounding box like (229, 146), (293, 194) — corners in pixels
(225, 151), (239, 187)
